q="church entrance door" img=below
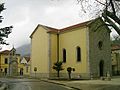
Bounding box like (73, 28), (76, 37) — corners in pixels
(99, 60), (104, 76)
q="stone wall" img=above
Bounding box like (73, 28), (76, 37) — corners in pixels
(88, 18), (111, 78)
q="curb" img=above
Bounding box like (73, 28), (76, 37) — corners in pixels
(41, 79), (81, 90)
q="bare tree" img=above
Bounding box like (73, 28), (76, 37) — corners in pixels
(77, 0), (120, 35)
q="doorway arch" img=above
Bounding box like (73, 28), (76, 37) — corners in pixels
(99, 60), (104, 76)
(9, 60), (18, 76)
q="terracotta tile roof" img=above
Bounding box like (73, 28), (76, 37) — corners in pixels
(30, 24), (58, 38)
(0, 49), (20, 56)
(47, 20), (92, 33)
(24, 56), (30, 62)
(111, 44), (120, 51)
(30, 19), (93, 38)
(0, 50), (10, 55)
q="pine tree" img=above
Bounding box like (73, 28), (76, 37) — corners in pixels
(0, 3), (12, 45)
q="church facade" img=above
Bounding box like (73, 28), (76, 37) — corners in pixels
(0, 48), (23, 76)
(30, 18), (111, 79)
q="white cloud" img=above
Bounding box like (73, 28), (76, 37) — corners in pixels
(0, 0), (116, 50)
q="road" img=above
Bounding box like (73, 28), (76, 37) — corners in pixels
(0, 78), (74, 90)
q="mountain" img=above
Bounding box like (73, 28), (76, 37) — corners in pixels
(16, 43), (31, 57)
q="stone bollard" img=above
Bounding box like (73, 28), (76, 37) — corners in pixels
(106, 71), (111, 81)
(78, 75), (81, 79)
(106, 76), (111, 81)
(90, 73), (94, 80)
(100, 77), (105, 80)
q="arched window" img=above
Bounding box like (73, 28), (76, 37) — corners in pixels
(98, 41), (103, 50)
(76, 47), (81, 62)
(63, 48), (66, 63)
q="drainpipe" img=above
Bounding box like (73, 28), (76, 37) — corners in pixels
(57, 33), (59, 62)
(0, 55), (1, 72)
(48, 34), (51, 78)
(0, 55), (1, 68)
(116, 53), (119, 75)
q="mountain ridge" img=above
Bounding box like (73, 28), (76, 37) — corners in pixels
(16, 43), (31, 57)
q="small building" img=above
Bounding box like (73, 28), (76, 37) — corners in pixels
(111, 44), (120, 75)
(30, 18), (111, 79)
(21, 56), (30, 76)
(0, 47), (23, 76)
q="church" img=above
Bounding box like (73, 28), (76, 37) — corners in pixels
(30, 18), (111, 79)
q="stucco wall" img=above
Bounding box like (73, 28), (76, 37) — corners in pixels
(58, 27), (89, 78)
(31, 26), (49, 78)
(49, 34), (57, 74)
(0, 54), (22, 76)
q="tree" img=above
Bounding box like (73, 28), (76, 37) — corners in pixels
(67, 67), (75, 80)
(53, 61), (64, 77)
(0, 3), (13, 45)
(111, 35), (120, 45)
(77, 0), (120, 35)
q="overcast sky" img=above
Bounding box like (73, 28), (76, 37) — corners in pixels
(0, 0), (118, 50)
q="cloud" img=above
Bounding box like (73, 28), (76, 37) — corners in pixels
(0, 0), (93, 49)
(0, 0), (116, 50)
